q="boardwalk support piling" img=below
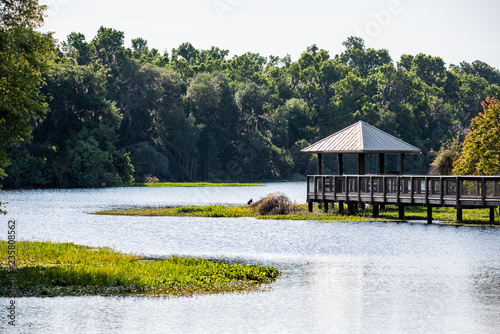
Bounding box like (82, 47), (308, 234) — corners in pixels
(427, 206), (433, 224)
(398, 206), (405, 220)
(373, 204), (379, 218)
(457, 206), (462, 223)
(348, 203), (355, 215)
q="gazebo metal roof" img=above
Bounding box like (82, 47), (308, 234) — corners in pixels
(301, 121), (421, 154)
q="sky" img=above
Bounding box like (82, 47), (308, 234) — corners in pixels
(39, 0), (500, 69)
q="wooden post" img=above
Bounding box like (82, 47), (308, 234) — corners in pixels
(317, 154), (323, 175)
(400, 153), (406, 174)
(358, 153), (366, 175)
(410, 177), (415, 204)
(425, 177), (429, 206)
(308, 201), (313, 213)
(338, 154), (344, 175)
(440, 177), (445, 206)
(338, 202), (344, 214)
(457, 206), (462, 223)
(373, 204), (379, 218)
(490, 208), (495, 223)
(379, 153), (385, 174)
(380, 176), (386, 210)
(481, 178), (486, 206)
(427, 206), (433, 224)
(348, 203), (355, 215)
(398, 206), (405, 220)
(323, 202), (329, 213)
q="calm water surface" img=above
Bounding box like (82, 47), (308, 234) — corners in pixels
(1, 183), (500, 333)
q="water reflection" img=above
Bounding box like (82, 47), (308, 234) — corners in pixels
(306, 258), (365, 333)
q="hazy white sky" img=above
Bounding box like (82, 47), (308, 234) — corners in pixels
(40, 0), (500, 69)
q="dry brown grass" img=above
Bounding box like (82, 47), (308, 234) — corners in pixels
(250, 192), (300, 215)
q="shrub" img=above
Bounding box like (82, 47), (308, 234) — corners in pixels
(145, 175), (160, 183)
(250, 192), (299, 215)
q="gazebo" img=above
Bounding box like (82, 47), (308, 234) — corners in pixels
(301, 121), (421, 176)
(301, 121), (421, 216)
(300, 121), (500, 224)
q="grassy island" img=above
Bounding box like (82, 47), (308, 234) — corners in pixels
(96, 204), (499, 226)
(122, 182), (263, 187)
(0, 241), (280, 297)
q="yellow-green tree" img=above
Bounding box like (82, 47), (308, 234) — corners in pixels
(453, 97), (500, 175)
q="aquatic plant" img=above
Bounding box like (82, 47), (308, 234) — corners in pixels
(0, 241), (280, 297)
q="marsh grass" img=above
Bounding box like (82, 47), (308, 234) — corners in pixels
(0, 241), (280, 297)
(96, 204), (500, 226)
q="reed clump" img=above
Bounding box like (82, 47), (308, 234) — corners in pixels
(250, 192), (301, 215)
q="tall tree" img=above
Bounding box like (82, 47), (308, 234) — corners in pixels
(453, 97), (500, 175)
(0, 0), (54, 178)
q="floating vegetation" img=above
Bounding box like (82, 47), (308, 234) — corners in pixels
(0, 241), (280, 297)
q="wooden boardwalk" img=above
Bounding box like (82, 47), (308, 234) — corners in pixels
(307, 175), (500, 223)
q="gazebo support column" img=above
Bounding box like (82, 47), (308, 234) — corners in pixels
(317, 154), (323, 210)
(317, 154), (323, 175)
(401, 153), (406, 174)
(379, 153), (385, 174)
(358, 153), (366, 175)
(338, 154), (343, 175)
(338, 153), (344, 214)
(379, 153), (386, 210)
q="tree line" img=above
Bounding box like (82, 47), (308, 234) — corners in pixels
(2, 19), (500, 187)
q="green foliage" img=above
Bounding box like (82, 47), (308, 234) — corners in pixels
(0, 0), (55, 178)
(68, 127), (134, 187)
(2, 27), (500, 188)
(453, 97), (500, 175)
(429, 136), (463, 175)
(127, 142), (170, 182)
(0, 241), (280, 297)
(3, 148), (54, 187)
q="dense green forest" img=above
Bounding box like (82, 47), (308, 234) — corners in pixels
(3, 26), (500, 188)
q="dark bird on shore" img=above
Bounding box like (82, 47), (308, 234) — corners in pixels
(247, 199), (253, 205)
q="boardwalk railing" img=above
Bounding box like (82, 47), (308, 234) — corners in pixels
(307, 175), (500, 216)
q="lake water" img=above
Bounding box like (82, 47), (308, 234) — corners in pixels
(1, 183), (500, 333)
